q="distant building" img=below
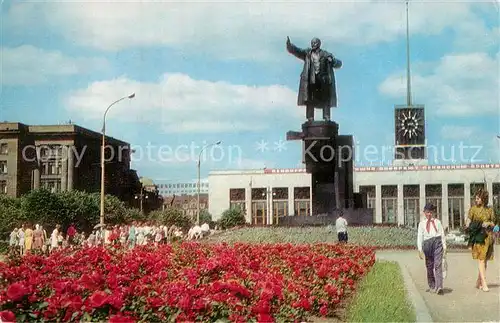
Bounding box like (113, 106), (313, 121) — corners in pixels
(134, 177), (163, 213)
(0, 122), (141, 204)
(156, 179), (209, 196)
(163, 194), (209, 219)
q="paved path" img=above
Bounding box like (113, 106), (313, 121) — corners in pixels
(377, 248), (500, 322)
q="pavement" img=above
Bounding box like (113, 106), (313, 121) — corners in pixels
(377, 248), (500, 322)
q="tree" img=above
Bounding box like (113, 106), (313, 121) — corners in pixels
(150, 208), (193, 230)
(0, 195), (23, 240)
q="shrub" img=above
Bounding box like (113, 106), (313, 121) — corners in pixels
(218, 207), (246, 229)
(199, 209), (214, 226)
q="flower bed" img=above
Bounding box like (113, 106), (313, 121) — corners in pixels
(0, 243), (375, 322)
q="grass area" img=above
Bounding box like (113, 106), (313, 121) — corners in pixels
(346, 261), (416, 322)
(207, 226), (467, 248)
(207, 226), (418, 247)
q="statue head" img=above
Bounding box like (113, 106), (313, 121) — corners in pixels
(311, 38), (321, 50)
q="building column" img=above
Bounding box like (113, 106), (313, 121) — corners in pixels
(67, 145), (74, 190)
(419, 183), (426, 215)
(464, 182), (471, 222)
(61, 147), (68, 191)
(268, 186), (273, 225)
(288, 187), (294, 216)
(487, 181), (493, 206)
(245, 187), (252, 224)
(375, 185), (382, 223)
(309, 185), (313, 216)
(33, 168), (40, 189)
(397, 184), (404, 226)
(441, 183), (449, 230)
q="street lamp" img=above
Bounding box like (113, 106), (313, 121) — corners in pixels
(134, 186), (148, 213)
(197, 141), (221, 225)
(100, 93), (135, 226)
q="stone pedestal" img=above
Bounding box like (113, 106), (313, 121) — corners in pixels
(287, 120), (355, 217)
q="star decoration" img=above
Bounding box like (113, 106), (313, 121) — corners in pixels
(255, 140), (269, 152)
(273, 139), (287, 152)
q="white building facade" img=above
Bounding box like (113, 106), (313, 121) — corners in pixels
(156, 179), (209, 196)
(208, 163), (500, 229)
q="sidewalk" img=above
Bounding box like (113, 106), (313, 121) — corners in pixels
(377, 248), (500, 322)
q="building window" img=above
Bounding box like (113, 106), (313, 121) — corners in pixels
(448, 184), (464, 230)
(272, 187), (288, 224)
(493, 183), (500, 210)
(0, 180), (6, 194)
(0, 143), (7, 155)
(294, 187), (310, 216)
(39, 145), (62, 159)
(251, 188), (267, 225)
(42, 161), (62, 175)
(41, 179), (61, 193)
(403, 185), (419, 228)
(381, 185), (397, 223)
(359, 186), (376, 222)
(0, 161), (7, 174)
(229, 188), (246, 213)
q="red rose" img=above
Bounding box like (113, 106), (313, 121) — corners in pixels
(6, 283), (29, 302)
(88, 291), (108, 308)
(0, 310), (16, 322)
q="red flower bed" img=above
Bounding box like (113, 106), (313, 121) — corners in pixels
(0, 243), (375, 322)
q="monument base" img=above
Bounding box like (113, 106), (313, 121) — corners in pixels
(287, 120), (369, 222)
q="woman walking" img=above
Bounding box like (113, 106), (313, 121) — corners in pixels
(466, 189), (495, 292)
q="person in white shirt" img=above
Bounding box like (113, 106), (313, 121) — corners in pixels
(335, 213), (348, 243)
(417, 203), (446, 295)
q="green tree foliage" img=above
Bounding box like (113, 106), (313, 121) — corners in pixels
(219, 207), (246, 229)
(199, 209), (213, 225)
(150, 208), (193, 230)
(0, 195), (23, 240)
(0, 189), (145, 236)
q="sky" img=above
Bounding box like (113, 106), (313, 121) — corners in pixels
(1, 0), (499, 182)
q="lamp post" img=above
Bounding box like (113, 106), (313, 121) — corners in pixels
(134, 186), (148, 213)
(197, 141), (221, 225)
(100, 93), (135, 226)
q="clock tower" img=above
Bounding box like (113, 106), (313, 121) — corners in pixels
(393, 1), (427, 166)
(394, 105), (427, 163)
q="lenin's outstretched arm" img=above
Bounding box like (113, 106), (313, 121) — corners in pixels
(286, 37), (307, 61)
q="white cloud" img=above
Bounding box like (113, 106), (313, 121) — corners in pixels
(4, 1), (491, 59)
(0, 45), (108, 85)
(64, 73), (300, 133)
(379, 52), (499, 116)
(440, 125), (477, 140)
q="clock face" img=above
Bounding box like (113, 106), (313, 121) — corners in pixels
(398, 110), (422, 139)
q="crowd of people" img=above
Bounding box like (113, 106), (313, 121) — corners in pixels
(8, 221), (214, 256)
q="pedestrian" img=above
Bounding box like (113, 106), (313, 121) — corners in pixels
(493, 224), (499, 245)
(417, 203), (446, 295)
(466, 189), (494, 292)
(335, 213), (348, 244)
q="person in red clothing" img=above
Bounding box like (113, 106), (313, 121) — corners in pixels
(66, 223), (77, 246)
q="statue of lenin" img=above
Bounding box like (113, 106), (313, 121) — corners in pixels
(286, 37), (342, 122)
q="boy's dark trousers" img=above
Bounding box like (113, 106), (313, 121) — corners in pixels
(423, 236), (444, 290)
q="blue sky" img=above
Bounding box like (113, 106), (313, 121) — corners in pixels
(1, 0), (499, 182)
